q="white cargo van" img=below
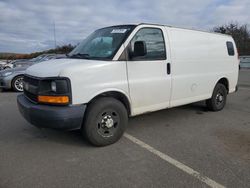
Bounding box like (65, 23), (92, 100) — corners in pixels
(17, 23), (239, 146)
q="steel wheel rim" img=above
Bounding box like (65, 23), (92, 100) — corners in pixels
(97, 110), (120, 138)
(215, 92), (224, 106)
(14, 77), (23, 91)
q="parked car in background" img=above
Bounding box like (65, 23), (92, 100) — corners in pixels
(240, 56), (250, 68)
(40, 54), (66, 61)
(0, 54), (65, 92)
(0, 60), (7, 70)
(2, 54), (65, 70)
(2, 59), (27, 69)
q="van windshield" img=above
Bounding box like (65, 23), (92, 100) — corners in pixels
(68, 25), (136, 60)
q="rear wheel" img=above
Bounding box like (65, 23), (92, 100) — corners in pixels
(206, 83), (227, 111)
(12, 75), (24, 92)
(82, 97), (128, 146)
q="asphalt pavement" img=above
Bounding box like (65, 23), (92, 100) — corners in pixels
(0, 70), (250, 188)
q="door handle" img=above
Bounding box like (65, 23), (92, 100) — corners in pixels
(167, 63), (171, 75)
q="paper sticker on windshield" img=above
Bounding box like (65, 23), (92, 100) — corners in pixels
(111, 29), (127, 34)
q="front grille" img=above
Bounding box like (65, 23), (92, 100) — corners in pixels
(23, 75), (39, 103)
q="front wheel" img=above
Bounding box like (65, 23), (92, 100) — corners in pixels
(12, 75), (24, 92)
(82, 97), (128, 146)
(206, 83), (227, 111)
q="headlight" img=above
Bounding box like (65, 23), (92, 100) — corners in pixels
(37, 78), (71, 105)
(3, 71), (13, 77)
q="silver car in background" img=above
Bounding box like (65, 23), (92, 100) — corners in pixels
(0, 60), (7, 70)
(2, 54), (57, 70)
(2, 59), (28, 69)
(0, 54), (65, 92)
(240, 56), (250, 68)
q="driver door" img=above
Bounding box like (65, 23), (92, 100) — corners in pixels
(126, 26), (172, 115)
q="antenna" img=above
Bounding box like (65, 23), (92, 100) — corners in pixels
(53, 21), (57, 51)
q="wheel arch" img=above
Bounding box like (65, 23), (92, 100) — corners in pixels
(215, 77), (229, 93)
(88, 90), (131, 116)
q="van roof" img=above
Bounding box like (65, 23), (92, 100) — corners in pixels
(103, 23), (232, 38)
(138, 23), (232, 38)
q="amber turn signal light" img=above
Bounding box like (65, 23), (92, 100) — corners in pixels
(38, 95), (69, 104)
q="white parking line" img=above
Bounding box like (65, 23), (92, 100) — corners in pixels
(124, 133), (225, 188)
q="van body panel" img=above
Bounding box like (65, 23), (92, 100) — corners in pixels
(61, 60), (129, 105)
(166, 27), (239, 107)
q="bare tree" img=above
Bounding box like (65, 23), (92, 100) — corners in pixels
(213, 22), (250, 55)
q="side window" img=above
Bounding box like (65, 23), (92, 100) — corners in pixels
(226, 41), (235, 56)
(129, 28), (166, 60)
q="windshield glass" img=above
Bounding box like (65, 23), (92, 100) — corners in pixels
(68, 25), (136, 60)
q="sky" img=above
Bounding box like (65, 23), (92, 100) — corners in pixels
(0, 0), (249, 53)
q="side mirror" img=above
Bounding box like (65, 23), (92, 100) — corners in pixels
(133, 41), (147, 57)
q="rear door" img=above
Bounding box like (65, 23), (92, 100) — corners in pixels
(125, 26), (172, 115)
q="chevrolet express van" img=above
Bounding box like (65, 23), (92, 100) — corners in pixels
(17, 23), (239, 146)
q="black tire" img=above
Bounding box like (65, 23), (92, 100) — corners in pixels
(12, 75), (24, 92)
(206, 83), (227, 111)
(82, 97), (128, 146)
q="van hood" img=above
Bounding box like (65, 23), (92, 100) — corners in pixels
(25, 58), (107, 78)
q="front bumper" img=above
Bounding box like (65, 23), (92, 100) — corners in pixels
(17, 94), (86, 130)
(0, 76), (12, 89)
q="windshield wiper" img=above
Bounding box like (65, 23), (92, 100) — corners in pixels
(68, 53), (90, 59)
